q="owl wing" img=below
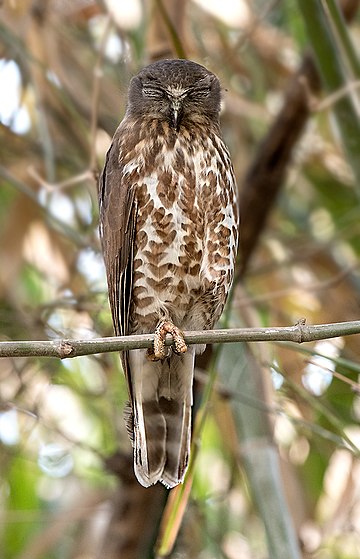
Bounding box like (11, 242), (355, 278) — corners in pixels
(98, 132), (137, 340)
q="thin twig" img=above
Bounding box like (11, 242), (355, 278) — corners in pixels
(304, 358), (360, 392)
(1, 320), (360, 359)
(306, 78), (360, 112)
(0, 165), (91, 248)
(28, 166), (93, 192)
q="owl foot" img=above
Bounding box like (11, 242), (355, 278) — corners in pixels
(147, 320), (187, 361)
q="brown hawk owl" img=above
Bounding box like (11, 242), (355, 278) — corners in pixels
(99, 59), (238, 488)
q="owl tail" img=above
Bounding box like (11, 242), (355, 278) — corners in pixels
(127, 348), (194, 488)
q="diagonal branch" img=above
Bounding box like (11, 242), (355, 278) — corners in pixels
(239, 53), (321, 275)
(1, 320), (360, 359)
(239, 0), (360, 275)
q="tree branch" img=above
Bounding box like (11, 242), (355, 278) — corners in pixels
(1, 320), (360, 359)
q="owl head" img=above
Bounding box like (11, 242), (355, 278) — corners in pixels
(126, 59), (221, 130)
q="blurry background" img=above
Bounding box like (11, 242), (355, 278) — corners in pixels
(1, 0), (360, 558)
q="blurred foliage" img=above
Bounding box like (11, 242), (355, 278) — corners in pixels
(1, 1), (360, 558)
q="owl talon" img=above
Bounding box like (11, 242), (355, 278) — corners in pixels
(147, 320), (187, 361)
(147, 346), (168, 361)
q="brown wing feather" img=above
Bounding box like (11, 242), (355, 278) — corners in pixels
(98, 131), (137, 402)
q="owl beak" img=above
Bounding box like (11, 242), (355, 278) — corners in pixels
(170, 99), (183, 131)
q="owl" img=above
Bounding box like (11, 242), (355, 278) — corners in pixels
(99, 59), (238, 488)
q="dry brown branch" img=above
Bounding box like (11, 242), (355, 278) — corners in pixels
(239, 53), (322, 275)
(239, 0), (360, 275)
(147, 0), (188, 61)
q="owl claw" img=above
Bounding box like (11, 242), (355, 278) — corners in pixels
(147, 320), (187, 361)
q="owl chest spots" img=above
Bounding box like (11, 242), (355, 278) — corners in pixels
(132, 202), (202, 323)
(128, 133), (237, 332)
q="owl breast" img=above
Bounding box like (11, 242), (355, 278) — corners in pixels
(125, 124), (238, 336)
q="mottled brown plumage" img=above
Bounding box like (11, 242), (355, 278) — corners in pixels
(99, 59), (238, 488)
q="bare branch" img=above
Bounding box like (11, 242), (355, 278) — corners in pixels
(1, 320), (360, 359)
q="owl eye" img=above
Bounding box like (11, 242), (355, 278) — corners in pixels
(187, 87), (211, 100)
(142, 87), (164, 99)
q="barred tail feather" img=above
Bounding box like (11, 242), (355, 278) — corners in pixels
(127, 348), (195, 488)
(159, 349), (194, 487)
(128, 350), (166, 487)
